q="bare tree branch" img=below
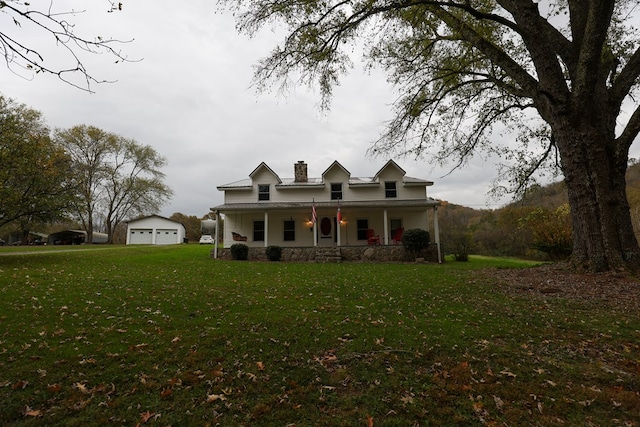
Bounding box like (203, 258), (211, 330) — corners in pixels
(0, 0), (136, 92)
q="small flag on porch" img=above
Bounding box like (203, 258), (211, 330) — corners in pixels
(311, 199), (317, 224)
(337, 199), (342, 223)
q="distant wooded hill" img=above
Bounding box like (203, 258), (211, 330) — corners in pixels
(437, 161), (640, 259)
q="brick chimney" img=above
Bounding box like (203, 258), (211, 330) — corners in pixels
(294, 161), (308, 182)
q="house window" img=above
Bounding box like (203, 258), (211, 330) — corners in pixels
(385, 181), (397, 198)
(357, 219), (369, 241)
(331, 183), (343, 200)
(253, 221), (265, 241)
(258, 185), (270, 201)
(283, 220), (295, 241)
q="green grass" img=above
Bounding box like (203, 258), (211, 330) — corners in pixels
(0, 245), (638, 426)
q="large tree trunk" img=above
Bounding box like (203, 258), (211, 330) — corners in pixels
(554, 120), (640, 272)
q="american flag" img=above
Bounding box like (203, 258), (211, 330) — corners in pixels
(311, 199), (317, 224)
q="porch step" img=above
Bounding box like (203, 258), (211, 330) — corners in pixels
(315, 248), (343, 263)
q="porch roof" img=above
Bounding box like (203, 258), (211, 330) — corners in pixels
(212, 198), (440, 212)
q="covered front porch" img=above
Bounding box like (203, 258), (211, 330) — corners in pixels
(212, 199), (441, 258)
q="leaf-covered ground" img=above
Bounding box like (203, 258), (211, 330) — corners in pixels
(0, 246), (638, 426)
(485, 263), (640, 310)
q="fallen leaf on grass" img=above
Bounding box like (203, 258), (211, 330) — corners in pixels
(47, 384), (62, 393)
(12, 380), (28, 390)
(256, 361), (265, 371)
(23, 406), (42, 417)
(139, 411), (156, 423)
(73, 382), (89, 394)
(578, 398), (595, 406)
(499, 369), (517, 378)
(168, 377), (182, 386)
(206, 394), (227, 403)
(400, 394), (414, 404)
(160, 387), (173, 398)
(129, 343), (149, 352)
(493, 395), (504, 411)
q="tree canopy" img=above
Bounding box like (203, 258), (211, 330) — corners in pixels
(220, 0), (640, 272)
(0, 95), (76, 229)
(54, 124), (173, 243)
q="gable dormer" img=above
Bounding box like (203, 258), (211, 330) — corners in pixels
(249, 162), (281, 202)
(373, 160), (406, 182)
(249, 162), (282, 184)
(322, 160), (350, 182)
(322, 161), (350, 200)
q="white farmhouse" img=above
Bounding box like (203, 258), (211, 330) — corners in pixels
(213, 160), (440, 251)
(126, 214), (186, 245)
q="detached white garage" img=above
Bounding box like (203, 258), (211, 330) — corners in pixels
(126, 215), (186, 245)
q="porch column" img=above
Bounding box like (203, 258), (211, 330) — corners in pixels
(337, 217), (341, 246)
(433, 206), (441, 263)
(383, 209), (389, 245)
(313, 221), (318, 246)
(264, 211), (269, 248)
(213, 210), (219, 259)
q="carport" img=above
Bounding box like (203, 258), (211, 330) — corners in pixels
(48, 230), (108, 245)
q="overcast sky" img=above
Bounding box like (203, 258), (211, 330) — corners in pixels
(4, 1), (634, 218)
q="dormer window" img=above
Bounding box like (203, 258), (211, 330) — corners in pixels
(385, 181), (397, 198)
(258, 184), (270, 201)
(331, 183), (343, 200)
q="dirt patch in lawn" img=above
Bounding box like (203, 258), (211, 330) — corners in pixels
(483, 263), (640, 311)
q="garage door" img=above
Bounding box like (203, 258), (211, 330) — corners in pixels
(130, 229), (153, 244)
(156, 229), (178, 245)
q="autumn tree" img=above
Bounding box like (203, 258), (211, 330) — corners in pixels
(100, 139), (172, 243)
(0, 0), (130, 91)
(169, 213), (201, 243)
(520, 204), (573, 261)
(0, 95), (76, 236)
(54, 125), (172, 243)
(220, 1), (640, 273)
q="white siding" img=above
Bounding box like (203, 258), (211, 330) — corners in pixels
(126, 216), (185, 245)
